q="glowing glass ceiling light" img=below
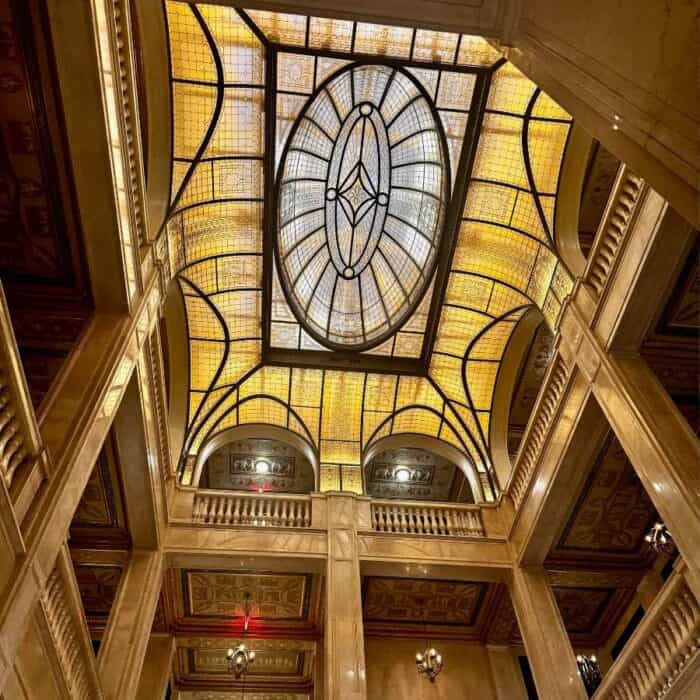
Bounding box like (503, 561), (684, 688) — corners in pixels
(254, 458), (271, 474)
(394, 466), (411, 482)
(277, 63), (449, 350)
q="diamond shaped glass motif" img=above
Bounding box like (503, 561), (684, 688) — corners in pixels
(277, 64), (449, 349)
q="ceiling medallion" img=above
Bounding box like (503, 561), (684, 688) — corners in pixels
(415, 647), (443, 682)
(277, 63), (449, 350)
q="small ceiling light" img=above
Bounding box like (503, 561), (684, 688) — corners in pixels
(394, 466), (411, 482)
(645, 522), (674, 554)
(576, 654), (601, 694)
(416, 647), (443, 682)
(254, 458), (270, 474)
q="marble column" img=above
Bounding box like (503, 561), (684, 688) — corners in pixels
(325, 494), (367, 699)
(509, 567), (587, 700)
(97, 549), (164, 700)
(487, 645), (528, 700)
(136, 634), (174, 700)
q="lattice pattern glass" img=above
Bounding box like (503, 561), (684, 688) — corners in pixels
(277, 64), (448, 350)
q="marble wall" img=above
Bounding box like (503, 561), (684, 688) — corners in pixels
(364, 639), (498, 700)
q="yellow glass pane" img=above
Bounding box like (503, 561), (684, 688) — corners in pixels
(463, 181), (517, 226)
(308, 17), (353, 52)
(469, 319), (516, 361)
(278, 52), (315, 93)
(341, 466), (363, 494)
(396, 376), (441, 412)
(487, 62), (535, 114)
(412, 29), (458, 63)
(527, 121), (570, 194)
(532, 91), (570, 121)
(239, 365), (290, 402)
(434, 306), (488, 357)
(354, 23), (413, 58)
(363, 374), (397, 412)
(247, 10), (306, 45)
(290, 368), (323, 406)
(215, 339), (260, 387)
(452, 222), (539, 291)
(199, 5), (264, 84)
(239, 396), (288, 428)
(430, 353), (468, 405)
(444, 273), (492, 313)
(167, 2), (216, 82)
(392, 408), (441, 437)
(320, 440), (360, 465)
(510, 190), (548, 242)
(472, 113), (528, 189)
(205, 88), (264, 157)
(295, 406), (320, 444)
(393, 332), (423, 357)
(189, 339), (224, 391)
(457, 35), (502, 67)
(321, 371), (364, 442)
(184, 293), (225, 340)
(320, 464), (340, 492)
(465, 360), (498, 410)
(361, 410), (390, 446)
(172, 82), (217, 160)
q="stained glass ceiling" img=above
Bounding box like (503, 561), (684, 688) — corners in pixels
(164, 3), (574, 498)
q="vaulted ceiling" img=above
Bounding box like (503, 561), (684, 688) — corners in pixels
(163, 3), (574, 497)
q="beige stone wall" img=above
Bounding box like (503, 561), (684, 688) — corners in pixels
(364, 639), (498, 700)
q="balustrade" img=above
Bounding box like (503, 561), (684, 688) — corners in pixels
(0, 284), (43, 493)
(40, 549), (103, 699)
(585, 165), (645, 299)
(508, 354), (570, 510)
(370, 499), (485, 536)
(193, 490), (312, 528)
(594, 563), (700, 699)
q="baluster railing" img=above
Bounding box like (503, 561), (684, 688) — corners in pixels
(507, 353), (570, 511)
(40, 547), (103, 699)
(192, 490), (312, 528)
(370, 499), (485, 537)
(593, 563), (700, 699)
(584, 165), (646, 299)
(0, 283), (44, 511)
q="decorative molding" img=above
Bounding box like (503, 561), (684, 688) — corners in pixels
(584, 165), (645, 299)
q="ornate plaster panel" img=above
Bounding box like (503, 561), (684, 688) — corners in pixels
(204, 438), (314, 494)
(548, 433), (657, 567)
(364, 446), (471, 502)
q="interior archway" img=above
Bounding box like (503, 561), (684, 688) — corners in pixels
(363, 433), (482, 503)
(193, 424), (319, 491)
(489, 308), (553, 489)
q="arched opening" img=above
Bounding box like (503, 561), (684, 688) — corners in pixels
(193, 424), (319, 492)
(363, 434), (482, 503)
(490, 308), (554, 488)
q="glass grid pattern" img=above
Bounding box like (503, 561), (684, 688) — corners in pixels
(165, 4), (574, 495)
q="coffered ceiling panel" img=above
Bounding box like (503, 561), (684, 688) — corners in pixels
(164, 568), (321, 638)
(547, 432), (657, 569)
(362, 576), (501, 640)
(174, 637), (315, 694)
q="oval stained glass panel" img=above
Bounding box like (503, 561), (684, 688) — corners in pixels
(277, 63), (449, 350)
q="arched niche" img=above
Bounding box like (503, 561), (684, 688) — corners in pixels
(554, 123), (594, 278)
(164, 279), (188, 471)
(489, 308), (553, 490)
(193, 424), (319, 491)
(363, 433), (484, 503)
(131, 0), (172, 235)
